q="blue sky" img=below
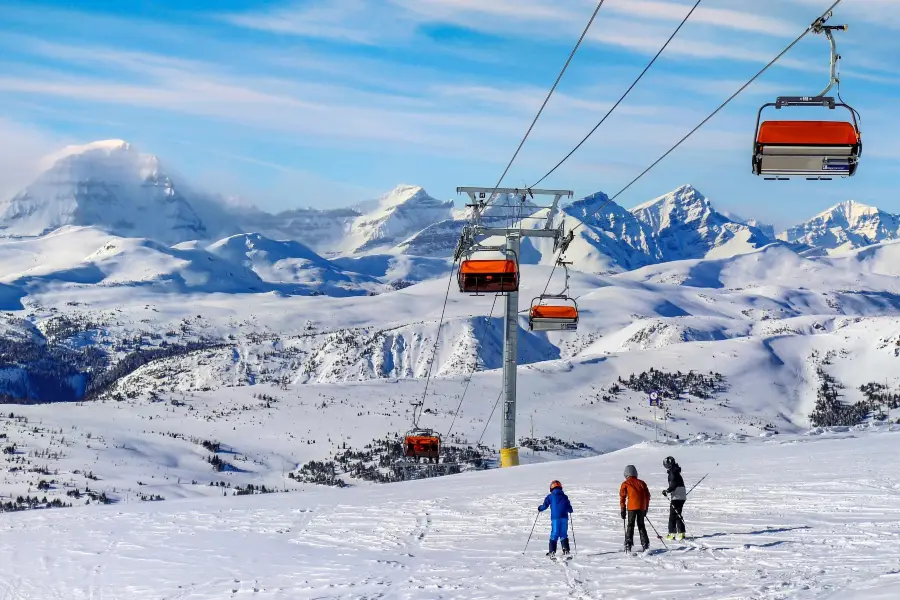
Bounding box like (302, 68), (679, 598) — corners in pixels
(0, 0), (898, 229)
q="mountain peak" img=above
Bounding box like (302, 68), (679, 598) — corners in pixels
(376, 185), (430, 210)
(630, 184), (715, 234)
(72, 139), (131, 153)
(1, 140), (206, 244)
(781, 199), (899, 254)
(631, 184), (708, 213)
(44, 139), (135, 166)
(348, 186), (453, 254)
(827, 199), (878, 220)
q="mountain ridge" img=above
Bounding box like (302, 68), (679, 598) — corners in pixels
(3, 139), (895, 268)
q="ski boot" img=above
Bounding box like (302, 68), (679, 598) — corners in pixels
(641, 544), (650, 553)
(561, 538), (571, 557)
(675, 533), (685, 541)
(546, 539), (558, 558)
(665, 533), (676, 540)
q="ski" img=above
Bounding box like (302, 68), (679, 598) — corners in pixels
(547, 554), (573, 561)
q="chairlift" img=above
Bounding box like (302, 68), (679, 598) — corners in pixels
(403, 401), (441, 463)
(528, 260), (578, 332)
(752, 18), (861, 180)
(529, 299), (579, 331)
(403, 430), (441, 463)
(458, 249), (519, 294)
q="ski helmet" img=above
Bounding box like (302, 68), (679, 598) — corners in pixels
(550, 480), (562, 491)
(624, 465), (638, 478)
(663, 456), (676, 470)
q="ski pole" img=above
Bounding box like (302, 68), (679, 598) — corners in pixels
(622, 515), (627, 554)
(569, 514), (577, 555)
(645, 514), (668, 549)
(686, 474), (708, 497)
(523, 510), (540, 554)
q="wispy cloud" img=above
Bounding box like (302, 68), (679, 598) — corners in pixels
(0, 118), (68, 199)
(221, 0), (806, 62)
(1, 0), (897, 216)
(602, 0), (797, 36)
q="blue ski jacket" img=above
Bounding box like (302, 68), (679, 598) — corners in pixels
(538, 487), (574, 519)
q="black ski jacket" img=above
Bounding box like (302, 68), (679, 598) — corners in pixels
(666, 464), (687, 501)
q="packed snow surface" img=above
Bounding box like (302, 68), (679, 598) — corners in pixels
(0, 428), (898, 598)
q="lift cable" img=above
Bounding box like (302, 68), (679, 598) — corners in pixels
(539, 0), (845, 296)
(530, 0), (703, 189)
(482, 0), (607, 209)
(477, 389), (505, 448)
(417, 260), (460, 405)
(416, 1), (607, 411)
(444, 293), (500, 440)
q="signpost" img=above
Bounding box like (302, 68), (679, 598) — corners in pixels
(649, 391), (661, 443)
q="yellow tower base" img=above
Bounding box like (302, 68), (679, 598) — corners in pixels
(500, 447), (520, 468)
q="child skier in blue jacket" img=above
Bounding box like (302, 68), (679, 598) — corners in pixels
(538, 480), (574, 557)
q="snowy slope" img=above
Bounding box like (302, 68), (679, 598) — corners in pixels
(206, 233), (379, 294)
(779, 200), (900, 255)
(0, 140), (208, 244)
(723, 210), (777, 240)
(1, 427), (900, 598)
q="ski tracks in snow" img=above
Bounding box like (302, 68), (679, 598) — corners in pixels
(2, 433), (900, 598)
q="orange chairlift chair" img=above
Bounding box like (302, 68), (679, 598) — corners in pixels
(528, 260), (579, 332)
(403, 402), (440, 463)
(458, 250), (519, 294)
(752, 98), (861, 180)
(752, 18), (861, 180)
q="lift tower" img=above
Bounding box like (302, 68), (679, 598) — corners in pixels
(455, 187), (573, 467)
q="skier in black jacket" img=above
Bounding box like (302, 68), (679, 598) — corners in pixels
(661, 456), (687, 540)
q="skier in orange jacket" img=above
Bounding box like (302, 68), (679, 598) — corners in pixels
(619, 464), (651, 552)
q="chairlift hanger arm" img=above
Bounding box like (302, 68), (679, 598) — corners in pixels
(811, 13), (846, 97)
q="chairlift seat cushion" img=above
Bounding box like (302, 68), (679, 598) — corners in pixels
(757, 120), (858, 146)
(531, 305), (578, 320)
(460, 259), (518, 274)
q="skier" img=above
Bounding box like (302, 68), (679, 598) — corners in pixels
(661, 456), (687, 540)
(538, 480), (573, 558)
(620, 465), (651, 553)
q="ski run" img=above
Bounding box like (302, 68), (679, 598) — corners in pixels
(0, 427), (898, 599)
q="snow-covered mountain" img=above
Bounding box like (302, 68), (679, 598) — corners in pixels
(630, 184), (773, 262)
(205, 232), (380, 295)
(397, 185), (772, 272)
(779, 200), (900, 255)
(563, 191), (661, 270)
(0, 140), (207, 244)
(235, 206), (361, 256)
(723, 210), (776, 240)
(345, 185), (454, 254)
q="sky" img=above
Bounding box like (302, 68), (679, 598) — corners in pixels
(0, 0), (899, 229)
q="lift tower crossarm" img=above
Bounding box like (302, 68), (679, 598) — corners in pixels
(475, 228), (560, 238)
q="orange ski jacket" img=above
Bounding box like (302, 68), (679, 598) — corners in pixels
(620, 477), (651, 511)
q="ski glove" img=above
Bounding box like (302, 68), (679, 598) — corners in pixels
(620, 508), (626, 520)
(662, 489), (668, 497)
